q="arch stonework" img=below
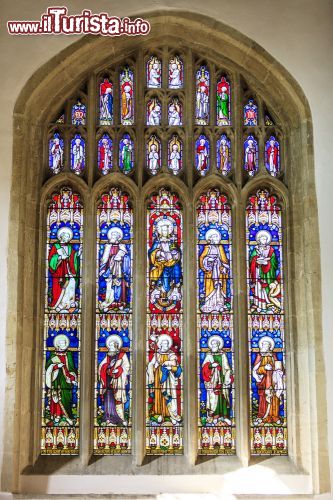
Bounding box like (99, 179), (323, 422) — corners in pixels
(3, 10), (329, 496)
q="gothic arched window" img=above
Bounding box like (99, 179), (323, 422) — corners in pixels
(41, 46), (289, 461)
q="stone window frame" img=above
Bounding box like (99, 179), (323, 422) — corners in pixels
(2, 11), (329, 496)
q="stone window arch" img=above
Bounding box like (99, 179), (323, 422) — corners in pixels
(3, 12), (329, 496)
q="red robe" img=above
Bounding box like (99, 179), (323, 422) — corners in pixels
(48, 244), (78, 307)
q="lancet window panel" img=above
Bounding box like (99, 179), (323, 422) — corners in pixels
(41, 187), (83, 455)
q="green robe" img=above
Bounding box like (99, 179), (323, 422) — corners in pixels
(46, 350), (76, 420)
(217, 93), (229, 120)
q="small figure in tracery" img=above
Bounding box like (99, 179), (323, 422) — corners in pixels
(265, 136), (280, 177)
(195, 66), (210, 125)
(49, 133), (64, 174)
(147, 56), (162, 88)
(244, 135), (258, 176)
(195, 135), (210, 176)
(99, 78), (113, 125)
(147, 98), (161, 126)
(70, 134), (85, 175)
(168, 98), (182, 126)
(147, 135), (161, 175)
(169, 56), (183, 88)
(217, 134), (231, 175)
(168, 135), (182, 175)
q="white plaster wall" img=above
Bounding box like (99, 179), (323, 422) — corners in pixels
(0, 0), (332, 494)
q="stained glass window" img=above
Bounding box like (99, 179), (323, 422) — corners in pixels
(168, 98), (182, 126)
(98, 134), (113, 175)
(146, 189), (183, 454)
(42, 49), (290, 462)
(168, 56), (183, 89)
(246, 189), (287, 454)
(147, 134), (162, 175)
(147, 98), (161, 126)
(168, 134), (182, 175)
(120, 67), (134, 125)
(195, 134), (210, 176)
(147, 56), (162, 88)
(99, 78), (113, 125)
(244, 135), (258, 177)
(265, 136), (280, 177)
(216, 76), (231, 126)
(244, 99), (258, 126)
(216, 134), (231, 175)
(197, 189), (235, 454)
(119, 134), (134, 174)
(71, 100), (86, 126)
(70, 134), (85, 175)
(41, 188), (83, 454)
(94, 189), (133, 454)
(49, 132), (64, 175)
(195, 66), (210, 125)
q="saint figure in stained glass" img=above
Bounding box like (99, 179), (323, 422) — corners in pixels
(98, 134), (113, 175)
(244, 135), (258, 176)
(202, 336), (232, 424)
(98, 334), (130, 426)
(195, 135), (210, 176)
(169, 56), (183, 89)
(147, 56), (162, 88)
(99, 79), (113, 125)
(119, 134), (134, 174)
(168, 135), (182, 175)
(120, 67), (134, 125)
(149, 218), (182, 307)
(199, 229), (229, 313)
(147, 135), (161, 175)
(99, 227), (131, 311)
(49, 133), (64, 174)
(216, 76), (230, 126)
(216, 134), (231, 175)
(45, 334), (78, 426)
(244, 99), (258, 126)
(147, 334), (182, 425)
(249, 230), (281, 313)
(48, 227), (80, 312)
(265, 136), (280, 176)
(70, 135), (85, 174)
(252, 336), (285, 426)
(168, 98), (182, 126)
(195, 66), (209, 125)
(147, 98), (161, 126)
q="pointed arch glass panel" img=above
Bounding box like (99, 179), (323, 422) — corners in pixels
(147, 56), (162, 88)
(197, 189), (235, 454)
(98, 134), (113, 175)
(244, 135), (258, 177)
(265, 136), (280, 177)
(146, 189), (184, 454)
(41, 188), (83, 454)
(70, 134), (85, 175)
(120, 67), (134, 125)
(195, 134), (210, 176)
(246, 189), (287, 455)
(94, 188), (133, 454)
(119, 134), (134, 175)
(216, 76), (231, 126)
(244, 98), (258, 126)
(147, 98), (162, 126)
(146, 134), (162, 175)
(71, 100), (86, 126)
(99, 78), (113, 125)
(168, 135), (182, 175)
(195, 66), (210, 125)
(168, 55), (183, 89)
(49, 132), (64, 175)
(168, 97), (182, 126)
(216, 134), (231, 175)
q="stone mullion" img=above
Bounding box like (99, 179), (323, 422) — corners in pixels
(136, 49), (144, 189)
(87, 74), (97, 187)
(186, 194), (197, 464)
(185, 48), (193, 187)
(233, 72), (242, 189)
(134, 193), (146, 464)
(235, 189), (250, 466)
